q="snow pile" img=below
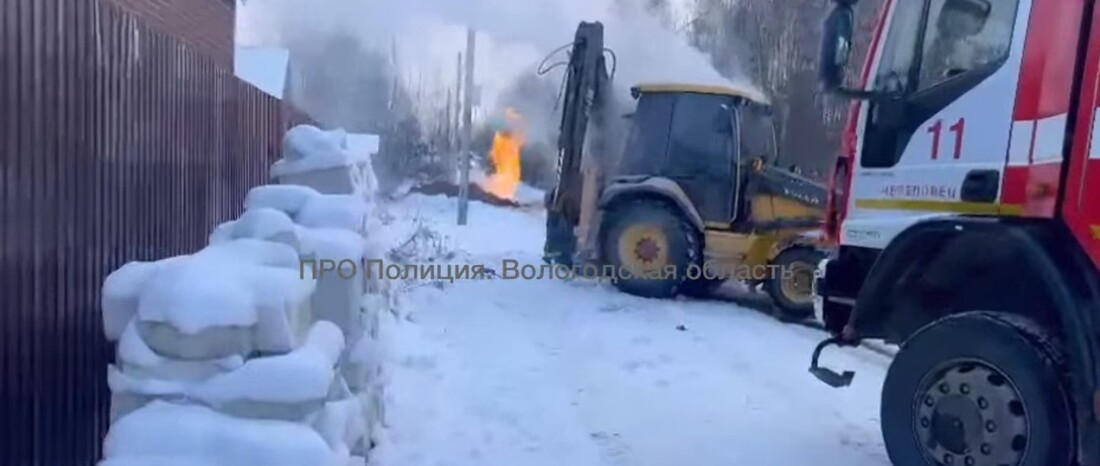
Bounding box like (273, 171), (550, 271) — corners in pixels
(272, 125), (362, 177)
(271, 125), (378, 204)
(297, 194), (369, 232)
(100, 127), (394, 466)
(102, 401), (340, 466)
(245, 185), (323, 216)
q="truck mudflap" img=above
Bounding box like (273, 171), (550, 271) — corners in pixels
(809, 337), (856, 387)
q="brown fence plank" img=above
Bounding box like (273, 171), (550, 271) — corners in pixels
(0, 0), (311, 464)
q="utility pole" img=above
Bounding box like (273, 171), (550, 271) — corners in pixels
(444, 89), (452, 152)
(457, 28), (475, 225)
(453, 52), (463, 179)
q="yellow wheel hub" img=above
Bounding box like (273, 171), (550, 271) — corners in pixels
(617, 224), (669, 276)
(780, 261), (815, 304)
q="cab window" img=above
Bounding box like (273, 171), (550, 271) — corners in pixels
(872, 0), (926, 94)
(738, 103), (776, 164)
(620, 93), (674, 174)
(917, 0), (1017, 91)
(666, 93), (735, 179)
(871, 0), (1017, 94)
(862, 0), (1018, 169)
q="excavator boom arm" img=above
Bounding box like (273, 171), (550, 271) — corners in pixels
(543, 22), (611, 266)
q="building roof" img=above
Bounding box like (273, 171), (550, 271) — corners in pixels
(631, 82), (770, 105)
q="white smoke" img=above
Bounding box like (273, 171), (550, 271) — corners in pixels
(236, 0), (760, 117)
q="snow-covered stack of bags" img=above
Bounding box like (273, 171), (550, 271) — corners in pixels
(97, 125), (391, 466)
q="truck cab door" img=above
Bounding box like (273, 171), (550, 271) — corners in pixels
(664, 93), (737, 226)
(842, 0), (1034, 249)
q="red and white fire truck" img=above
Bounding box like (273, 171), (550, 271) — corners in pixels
(812, 0), (1100, 464)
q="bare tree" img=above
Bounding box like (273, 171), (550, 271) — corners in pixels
(688, 0), (884, 179)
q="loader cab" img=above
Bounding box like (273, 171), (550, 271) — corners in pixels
(620, 83), (777, 225)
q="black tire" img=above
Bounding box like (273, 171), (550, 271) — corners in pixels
(764, 246), (823, 321)
(601, 198), (700, 298)
(882, 311), (1073, 466)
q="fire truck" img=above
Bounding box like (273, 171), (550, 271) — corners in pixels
(811, 0), (1100, 464)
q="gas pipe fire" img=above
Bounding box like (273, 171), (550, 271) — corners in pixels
(479, 108), (524, 200)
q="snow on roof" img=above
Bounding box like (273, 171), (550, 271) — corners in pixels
(233, 45), (289, 100)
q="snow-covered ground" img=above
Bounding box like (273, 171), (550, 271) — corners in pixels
(370, 193), (893, 466)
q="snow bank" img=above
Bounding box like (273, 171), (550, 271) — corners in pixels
(137, 261), (258, 334)
(101, 123), (391, 465)
(299, 228), (367, 262)
(116, 320), (244, 382)
(231, 207), (300, 248)
(313, 397), (368, 461)
(190, 322), (344, 405)
(296, 195), (368, 232)
(208, 221), (237, 245)
(102, 257), (188, 341)
(245, 185), (322, 217)
(196, 238), (301, 270)
(101, 401), (338, 466)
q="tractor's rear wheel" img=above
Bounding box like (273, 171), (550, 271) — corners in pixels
(881, 312), (1073, 466)
(765, 246), (823, 321)
(601, 199), (699, 298)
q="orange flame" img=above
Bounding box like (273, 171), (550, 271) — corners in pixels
(480, 109), (524, 200)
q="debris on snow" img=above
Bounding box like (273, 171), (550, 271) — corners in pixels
(386, 222), (458, 265)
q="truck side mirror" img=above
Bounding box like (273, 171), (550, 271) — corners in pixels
(819, 2), (854, 92)
(819, 1), (880, 100)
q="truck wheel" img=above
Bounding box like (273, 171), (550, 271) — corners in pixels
(601, 199), (698, 298)
(764, 247), (822, 321)
(882, 312), (1073, 466)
